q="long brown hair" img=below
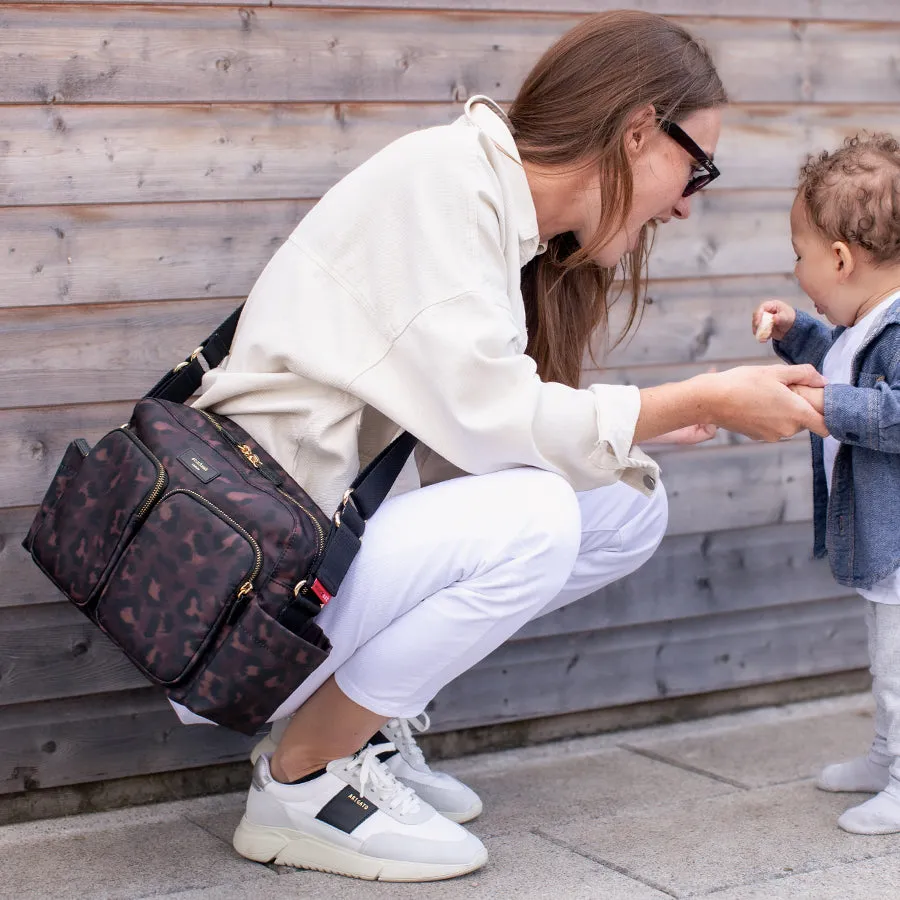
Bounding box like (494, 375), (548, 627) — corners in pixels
(509, 11), (727, 387)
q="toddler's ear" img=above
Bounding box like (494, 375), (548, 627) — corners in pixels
(832, 241), (855, 279)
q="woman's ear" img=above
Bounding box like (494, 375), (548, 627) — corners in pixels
(832, 241), (855, 281)
(626, 104), (657, 157)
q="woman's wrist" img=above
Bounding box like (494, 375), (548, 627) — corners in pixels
(689, 372), (722, 426)
(635, 375), (720, 442)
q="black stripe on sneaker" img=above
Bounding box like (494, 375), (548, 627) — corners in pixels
(316, 785), (379, 833)
(370, 731), (399, 762)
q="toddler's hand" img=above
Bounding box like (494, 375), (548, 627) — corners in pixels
(644, 424), (718, 446)
(752, 299), (796, 343)
(789, 384), (825, 417)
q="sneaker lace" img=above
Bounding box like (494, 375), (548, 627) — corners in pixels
(388, 714), (431, 770)
(348, 743), (421, 816)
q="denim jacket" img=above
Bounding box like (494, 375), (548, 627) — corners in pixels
(774, 300), (900, 589)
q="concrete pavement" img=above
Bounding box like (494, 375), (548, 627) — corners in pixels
(3, 692), (899, 899)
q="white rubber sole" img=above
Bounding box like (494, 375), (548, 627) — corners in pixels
(233, 817), (488, 882)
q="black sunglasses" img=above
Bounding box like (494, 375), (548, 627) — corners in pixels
(657, 118), (720, 197)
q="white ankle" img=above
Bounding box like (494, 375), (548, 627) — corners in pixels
(816, 755), (891, 793)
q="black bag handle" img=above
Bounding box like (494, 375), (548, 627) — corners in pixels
(145, 304), (417, 605)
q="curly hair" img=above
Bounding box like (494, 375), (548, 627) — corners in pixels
(798, 133), (900, 266)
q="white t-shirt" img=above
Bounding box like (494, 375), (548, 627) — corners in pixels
(821, 293), (900, 603)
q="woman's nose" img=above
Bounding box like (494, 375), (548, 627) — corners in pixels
(672, 195), (692, 220)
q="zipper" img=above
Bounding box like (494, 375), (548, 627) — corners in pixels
(195, 408), (326, 563)
(161, 489), (263, 619)
(276, 486), (325, 563)
(123, 427), (168, 519)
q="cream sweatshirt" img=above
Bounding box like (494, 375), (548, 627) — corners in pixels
(194, 96), (659, 515)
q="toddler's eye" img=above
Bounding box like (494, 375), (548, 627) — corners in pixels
(794, 255), (801, 262)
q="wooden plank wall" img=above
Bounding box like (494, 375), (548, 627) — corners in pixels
(1, 0), (893, 798)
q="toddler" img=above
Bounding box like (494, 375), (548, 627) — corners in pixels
(754, 133), (900, 834)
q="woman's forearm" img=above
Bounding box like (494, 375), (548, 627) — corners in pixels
(635, 365), (828, 443)
(635, 377), (715, 443)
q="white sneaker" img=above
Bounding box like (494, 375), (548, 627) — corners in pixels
(250, 713), (483, 824)
(379, 715), (483, 824)
(233, 745), (487, 881)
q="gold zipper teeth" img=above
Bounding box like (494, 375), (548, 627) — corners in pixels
(276, 486), (326, 560)
(164, 489), (263, 586)
(197, 408), (325, 561)
(126, 428), (168, 519)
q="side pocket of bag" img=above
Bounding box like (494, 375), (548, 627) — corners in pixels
(29, 428), (166, 607)
(22, 439), (91, 554)
(169, 601), (331, 735)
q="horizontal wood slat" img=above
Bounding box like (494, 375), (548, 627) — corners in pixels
(430, 595), (867, 731)
(0, 297), (239, 409)
(516, 521), (836, 642)
(0, 191), (795, 310)
(7, 1), (900, 24)
(0, 103), (893, 208)
(0, 523), (839, 717)
(1, 398), (812, 527)
(0, 275), (814, 410)
(0, 200), (313, 308)
(0, 690), (254, 795)
(2, 9), (900, 105)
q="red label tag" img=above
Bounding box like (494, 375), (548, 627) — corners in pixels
(311, 579), (332, 605)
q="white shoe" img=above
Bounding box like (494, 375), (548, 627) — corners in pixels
(233, 745), (487, 882)
(379, 715), (483, 824)
(250, 713), (483, 824)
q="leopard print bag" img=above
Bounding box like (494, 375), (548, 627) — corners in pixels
(21, 307), (415, 734)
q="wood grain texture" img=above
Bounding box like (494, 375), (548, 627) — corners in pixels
(0, 276), (813, 410)
(6, 0), (900, 23)
(0, 200), (313, 308)
(0, 604), (147, 707)
(2, 8), (900, 104)
(1, 396), (812, 526)
(0, 103), (459, 207)
(1, 103), (894, 208)
(0, 191), (795, 310)
(0, 297), (240, 409)
(430, 595), (867, 731)
(0, 690), (253, 794)
(517, 521), (835, 642)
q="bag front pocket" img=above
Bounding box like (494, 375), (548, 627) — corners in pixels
(96, 489), (261, 685)
(30, 428), (165, 606)
(169, 600), (331, 735)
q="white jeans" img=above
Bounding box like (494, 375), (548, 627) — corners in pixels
(277, 467), (667, 721)
(866, 601), (900, 770)
(173, 468), (667, 726)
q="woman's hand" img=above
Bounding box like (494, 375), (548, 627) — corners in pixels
(644, 424), (718, 446)
(752, 299), (797, 343)
(790, 384), (825, 417)
(699, 365), (828, 440)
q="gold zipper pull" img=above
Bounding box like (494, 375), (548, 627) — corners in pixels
(227, 582), (254, 624)
(237, 444), (261, 468)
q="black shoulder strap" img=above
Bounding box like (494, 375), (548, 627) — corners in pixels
(145, 304), (246, 403)
(144, 303), (417, 606)
(308, 430), (418, 604)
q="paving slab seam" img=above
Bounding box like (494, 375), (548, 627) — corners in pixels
(531, 827), (679, 898)
(618, 744), (750, 790)
(685, 847), (900, 899)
